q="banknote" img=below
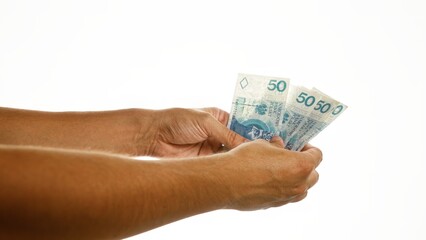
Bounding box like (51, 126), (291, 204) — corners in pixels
(279, 86), (323, 150)
(291, 88), (348, 151)
(228, 73), (347, 150)
(228, 73), (290, 141)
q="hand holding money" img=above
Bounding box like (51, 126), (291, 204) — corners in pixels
(228, 73), (347, 151)
(222, 136), (322, 210)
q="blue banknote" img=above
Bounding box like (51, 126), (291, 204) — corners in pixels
(228, 74), (347, 150)
(228, 73), (290, 141)
(291, 88), (348, 151)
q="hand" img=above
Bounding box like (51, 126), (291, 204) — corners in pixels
(148, 108), (247, 157)
(220, 136), (322, 210)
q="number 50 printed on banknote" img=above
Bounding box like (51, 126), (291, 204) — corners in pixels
(228, 73), (290, 141)
(228, 73), (347, 150)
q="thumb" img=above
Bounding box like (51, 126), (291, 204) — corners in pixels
(270, 136), (285, 148)
(205, 118), (247, 149)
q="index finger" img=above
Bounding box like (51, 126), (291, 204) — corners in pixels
(200, 107), (229, 126)
(300, 143), (323, 168)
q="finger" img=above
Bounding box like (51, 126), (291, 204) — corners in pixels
(217, 144), (228, 153)
(201, 107), (229, 126)
(306, 170), (319, 189)
(266, 199), (291, 209)
(207, 138), (224, 153)
(300, 144), (323, 168)
(290, 191), (308, 203)
(204, 117), (248, 149)
(270, 136), (285, 148)
(301, 143), (314, 151)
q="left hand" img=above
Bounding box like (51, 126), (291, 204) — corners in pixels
(148, 108), (247, 157)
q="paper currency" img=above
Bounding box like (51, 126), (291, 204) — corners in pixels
(228, 73), (347, 150)
(228, 73), (290, 141)
(279, 86), (323, 150)
(291, 88), (347, 151)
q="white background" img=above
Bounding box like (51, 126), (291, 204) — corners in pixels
(1, 0), (425, 239)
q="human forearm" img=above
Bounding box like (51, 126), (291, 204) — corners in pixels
(0, 138), (322, 239)
(0, 145), (231, 240)
(0, 107), (156, 156)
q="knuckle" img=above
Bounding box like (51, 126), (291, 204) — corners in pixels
(200, 110), (211, 119)
(294, 158), (315, 176)
(198, 112), (215, 127)
(226, 131), (239, 145)
(209, 107), (222, 114)
(292, 184), (307, 195)
(292, 192), (308, 203)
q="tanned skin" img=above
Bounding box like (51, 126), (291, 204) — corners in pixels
(0, 107), (322, 239)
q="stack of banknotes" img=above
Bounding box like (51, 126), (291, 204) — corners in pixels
(228, 73), (347, 151)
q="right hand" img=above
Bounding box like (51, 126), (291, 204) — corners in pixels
(221, 136), (322, 210)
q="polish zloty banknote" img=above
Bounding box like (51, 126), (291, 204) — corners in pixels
(279, 86), (323, 150)
(228, 73), (290, 141)
(291, 88), (347, 151)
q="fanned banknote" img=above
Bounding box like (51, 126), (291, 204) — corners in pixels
(228, 73), (290, 141)
(228, 73), (347, 150)
(279, 86), (323, 150)
(291, 88), (347, 151)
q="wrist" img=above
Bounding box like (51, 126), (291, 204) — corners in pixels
(210, 152), (239, 209)
(127, 154), (235, 232)
(143, 154), (236, 212)
(193, 153), (236, 210)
